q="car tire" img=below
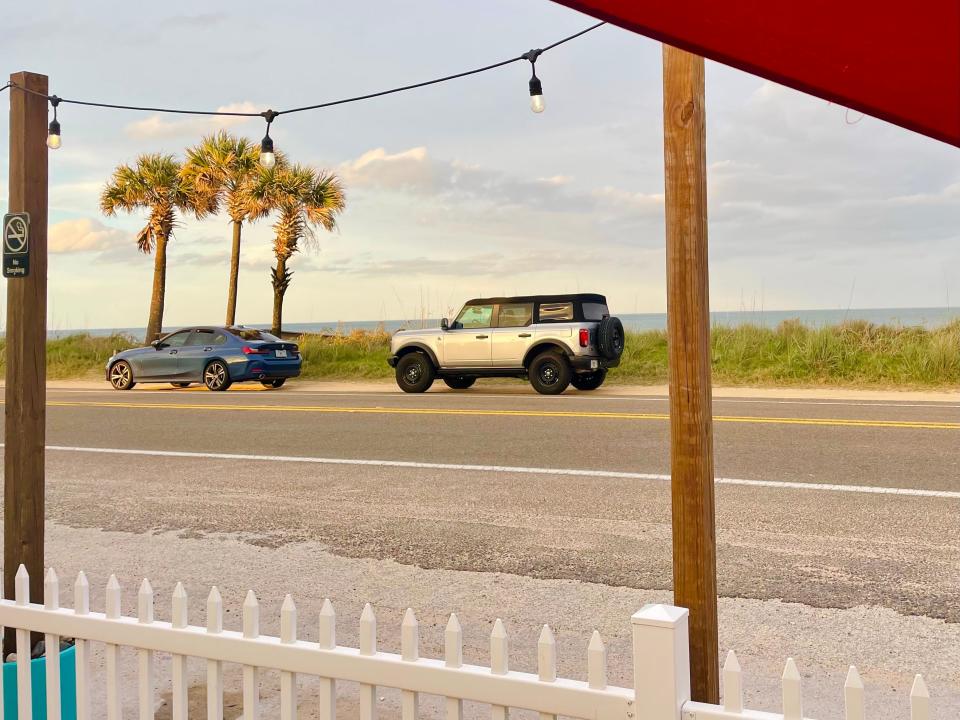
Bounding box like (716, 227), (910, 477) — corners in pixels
(261, 378), (286, 388)
(597, 316), (626, 360)
(172, 382), (192, 388)
(203, 360), (233, 391)
(529, 350), (571, 395)
(443, 376), (476, 390)
(108, 361), (136, 391)
(571, 370), (607, 391)
(396, 352), (435, 393)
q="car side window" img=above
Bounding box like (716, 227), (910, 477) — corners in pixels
(211, 332), (229, 345)
(161, 331), (191, 348)
(498, 303), (533, 328)
(538, 303), (574, 322)
(454, 305), (493, 329)
(186, 330), (217, 347)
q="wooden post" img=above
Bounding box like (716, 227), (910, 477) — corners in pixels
(4, 71), (48, 656)
(662, 46), (719, 702)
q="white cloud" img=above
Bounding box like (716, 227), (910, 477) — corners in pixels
(123, 102), (262, 140)
(49, 218), (128, 253)
(888, 182), (960, 206)
(338, 147), (436, 191)
(592, 186), (664, 215)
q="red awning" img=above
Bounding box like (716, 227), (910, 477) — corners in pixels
(551, 1), (960, 148)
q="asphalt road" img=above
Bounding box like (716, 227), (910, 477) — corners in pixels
(8, 383), (958, 622)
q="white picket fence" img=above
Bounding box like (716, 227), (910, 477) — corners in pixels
(0, 564), (935, 720)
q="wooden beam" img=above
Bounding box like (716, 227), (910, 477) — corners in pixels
(4, 71), (48, 656)
(662, 46), (719, 702)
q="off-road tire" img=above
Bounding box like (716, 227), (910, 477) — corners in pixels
(571, 370), (607, 391)
(529, 351), (571, 395)
(261, 378), (286, 388)
(396, 352), (435, 393)
(597, 316), (625, 360)
(109, 361), (136, 390)
(203, 360), (233, 391)
(443, 376), (476, 390)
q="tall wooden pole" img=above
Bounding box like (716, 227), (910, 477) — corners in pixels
(4, 71), (48, 656)
(662, 47), (719, 702)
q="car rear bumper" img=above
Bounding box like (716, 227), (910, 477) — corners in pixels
(570, 355), (619, 372)
(234, 359), (302, 381)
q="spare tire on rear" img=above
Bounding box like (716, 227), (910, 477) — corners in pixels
(597, 316), (625, 360)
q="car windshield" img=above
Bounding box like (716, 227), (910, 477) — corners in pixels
(228, 328), (280, 342)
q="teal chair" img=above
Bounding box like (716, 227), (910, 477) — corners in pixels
(3, 645), (77, 720)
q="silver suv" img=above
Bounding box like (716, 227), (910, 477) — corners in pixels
(387, 294), (625, 394)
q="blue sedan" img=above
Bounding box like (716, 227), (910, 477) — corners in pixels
(105, 326), (302, 391)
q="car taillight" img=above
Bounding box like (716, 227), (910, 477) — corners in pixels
(579, 328), (590, 347)
(243, 345), (268, 355)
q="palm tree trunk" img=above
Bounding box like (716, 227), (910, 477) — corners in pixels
(145, 233), (168, 343)
(271, 255), (287, 337)
(225, 220), (242, 326)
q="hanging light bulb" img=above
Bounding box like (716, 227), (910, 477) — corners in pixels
(47, 96), (62, 149)
(260, 135), (275, 169)
(259, 109), (278, 169)
(522, 49), (544, 114)
(529, 74), (544, 114)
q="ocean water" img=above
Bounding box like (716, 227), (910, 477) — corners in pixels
(47, 306), (960, 340)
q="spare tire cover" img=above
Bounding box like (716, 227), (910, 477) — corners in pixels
(597, 317), (625, 360)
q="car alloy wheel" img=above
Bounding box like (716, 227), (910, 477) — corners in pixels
(538, 361), (561, 386)
(204, 361), (229, 391)
(403, 363), (423, 385)
(109, 361), (133, 390)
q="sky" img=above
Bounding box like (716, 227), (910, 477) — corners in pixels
(1, 1), (959, 331)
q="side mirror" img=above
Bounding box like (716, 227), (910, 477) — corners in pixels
(151, 340), (162, 349)
(440, 318), (449, 331)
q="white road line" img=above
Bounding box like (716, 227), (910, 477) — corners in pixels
(39, 445), (960, 500)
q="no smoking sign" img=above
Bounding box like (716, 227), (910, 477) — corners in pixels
(3, 212), (30, 278)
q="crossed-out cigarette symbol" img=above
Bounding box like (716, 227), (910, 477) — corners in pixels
(4, 216), (28, 254)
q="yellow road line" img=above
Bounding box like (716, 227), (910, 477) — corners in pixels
(39, 400), (960, 430)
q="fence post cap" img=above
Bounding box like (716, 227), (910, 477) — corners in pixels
(631, 604), (689, 627)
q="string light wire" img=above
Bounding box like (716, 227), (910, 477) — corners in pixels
(5, 21), (605, 119)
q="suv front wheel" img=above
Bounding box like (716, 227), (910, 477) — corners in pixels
(529, 350), (571, 395)
(396, 352), (435, 393)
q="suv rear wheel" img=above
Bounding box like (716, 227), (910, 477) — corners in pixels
(571, 370), (607, 391)
(529, 350), (571, 395)
(396, 352), (435, 393)
(443, 376), (476, 390)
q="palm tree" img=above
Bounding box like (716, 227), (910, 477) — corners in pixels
(181, 132), (261, 326)
(101, 153), (212, 342)
(251, 164), (345, 336)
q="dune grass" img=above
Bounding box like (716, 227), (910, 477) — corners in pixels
(5, 319), (959, 388)
(0, 332), (137, 380)
(297, 319), (960, 388)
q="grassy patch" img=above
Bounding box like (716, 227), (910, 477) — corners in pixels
(8, 320), (960, 388)
(298, 328), (394, 380)
(0, 333), (137, 379)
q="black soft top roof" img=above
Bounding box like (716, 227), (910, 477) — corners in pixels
(464, 293), (607, 306)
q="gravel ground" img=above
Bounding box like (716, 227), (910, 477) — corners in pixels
(11, 522), (958, 720)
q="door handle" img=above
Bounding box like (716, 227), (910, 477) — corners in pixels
(518, 333), (532, 338)
(475, 335), (489, 339)
(169, 349), (178, 355)
(203, 346), (213, 351)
